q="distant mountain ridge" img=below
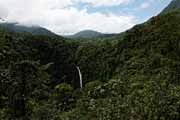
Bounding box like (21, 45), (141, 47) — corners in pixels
(0, 22), (57, 36)
(0, 17), (5, 22)
(65, 30), (116, 39)
(161, 0), (180, 13)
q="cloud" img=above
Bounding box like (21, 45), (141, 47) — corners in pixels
(140, 2), (150, 9)
(75, 0), (132, 7)
(48, 8), (137, 34)
(0, 0), (137, 35)
(0, 5), (9, 18)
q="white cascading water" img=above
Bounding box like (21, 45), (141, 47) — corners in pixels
(76, 66), (83, 89)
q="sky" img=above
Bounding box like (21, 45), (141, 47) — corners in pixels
(0, 0), (172, 35)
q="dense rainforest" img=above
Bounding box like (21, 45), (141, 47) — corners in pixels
(1, 3), (180, 120)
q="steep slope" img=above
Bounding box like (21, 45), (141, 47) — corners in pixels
(57, 10), (180, 119)
(115, 10), (180, 81)
(1, 5), (180, 120)
(162, 0), (180, 13)
(0, 22), (57, 36)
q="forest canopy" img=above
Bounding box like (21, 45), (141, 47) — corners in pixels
(0, 4), (180, 120)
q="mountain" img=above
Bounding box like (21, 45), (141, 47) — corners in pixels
(0, 17), (5, 22)
(0, 22), (57, 36)
(161, 0), (180, 13)
(1, 3), (180, 120)
(1, 10), (179, 120)
(65, 30), (102, 39)
(65, 30), (116, 39)
(59, 10), (180, 119)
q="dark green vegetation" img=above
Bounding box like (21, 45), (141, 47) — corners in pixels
(162, 0), (180, 13)
(65, 30), (116, 39)
(0, 22), (57, 36)
(1, 2), (180, 120)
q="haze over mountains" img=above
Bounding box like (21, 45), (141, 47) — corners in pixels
(0, 22), (57, 36)
(0, 17), (5, 22)
(0, 0), (179, 39)
(0, 21), (117, 39)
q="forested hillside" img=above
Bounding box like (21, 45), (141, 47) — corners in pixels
(162, 0), (180, 13)
(65, 30), (116, 39)
(0, 3), (180, 120)
(65, 30), (102, 38)
(0, 22), (57, 36)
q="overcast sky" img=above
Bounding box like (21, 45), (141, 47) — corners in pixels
(0, 0), (172, 35)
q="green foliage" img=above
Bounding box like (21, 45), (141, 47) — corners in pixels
(59, 10), (180, 120)
(161, 0), (180, 13)
(53, 83), (74, 111)
(62, 79), (180, 120)
(0, 9), (180, 120)
(0, 22), (58, 36)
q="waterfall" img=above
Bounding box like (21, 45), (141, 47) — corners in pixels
(76, 66), (83, 89)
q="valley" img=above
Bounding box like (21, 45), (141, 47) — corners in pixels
(0, 0), (180, 120)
